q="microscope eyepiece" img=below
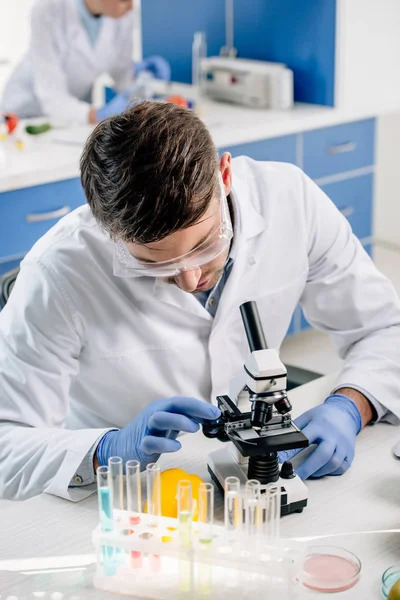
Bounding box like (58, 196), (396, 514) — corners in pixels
(250, 400), (272, 430)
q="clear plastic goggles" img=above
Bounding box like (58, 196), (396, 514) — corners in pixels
(113, 175), (233, 278)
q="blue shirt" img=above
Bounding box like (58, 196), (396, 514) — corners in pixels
(77, 0), (103, 47)
(194, 196), (238, 317)
(194, 257), (234, 317)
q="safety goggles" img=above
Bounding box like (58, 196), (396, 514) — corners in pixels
(113, 175), (233, 278)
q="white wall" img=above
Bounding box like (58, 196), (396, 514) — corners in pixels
(374, 112), (400, 246)
(335, 0), (400, 112)
(0, 0), (35, 91)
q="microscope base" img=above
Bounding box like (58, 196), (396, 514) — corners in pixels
(208, 447), (308, 516)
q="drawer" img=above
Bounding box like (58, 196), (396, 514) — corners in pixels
(0, 257), (21, 277)
(303, 119), (375, 180)
(320, 174), (374, 241)
(0, 178), (86, 258)
(220, 134), (297, 164)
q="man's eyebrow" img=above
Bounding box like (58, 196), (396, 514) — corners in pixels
(134, 226), (216, 264)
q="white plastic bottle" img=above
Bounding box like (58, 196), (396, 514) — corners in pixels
(192, 31), (207, 97)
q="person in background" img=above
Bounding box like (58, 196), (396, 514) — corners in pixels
(0, 0), (170, 124)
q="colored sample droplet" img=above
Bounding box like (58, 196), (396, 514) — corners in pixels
(130, 515), (141, 526)
(199, 538), (212, 545)
(150, 554), (162, 572)
(161, 535), (173, 543)
(167, 527), (177, 532)
(130, 550), (143, 570)
(139, 532), (153, 540)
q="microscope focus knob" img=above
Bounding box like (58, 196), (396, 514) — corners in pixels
(280, 461), (296, 480)
(274, 396), (292, 415)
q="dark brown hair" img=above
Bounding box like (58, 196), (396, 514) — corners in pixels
(80, 101), (220, 243)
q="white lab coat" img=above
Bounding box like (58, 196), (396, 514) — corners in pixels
(0, 0), (134, 124)
(1, 158), (400, 502)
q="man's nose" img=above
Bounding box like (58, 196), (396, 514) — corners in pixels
(175, 268), (202, 292)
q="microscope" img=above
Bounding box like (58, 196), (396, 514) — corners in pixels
(203, 301), (309, 515)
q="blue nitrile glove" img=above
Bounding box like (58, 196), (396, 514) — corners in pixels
(134, 56), (171, 81)
(96, 397), (221, 470)
(96, 90), (131, 121)
(278, 394), (362, 480)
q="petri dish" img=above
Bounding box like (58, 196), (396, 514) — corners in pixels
(382, 565), (400, 598)
(302, 545), (361, 593)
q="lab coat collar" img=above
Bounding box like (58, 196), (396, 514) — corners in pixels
(69, 0), (117, 72)
(152, 167), (267, 318)
(230, 169), (267, 245)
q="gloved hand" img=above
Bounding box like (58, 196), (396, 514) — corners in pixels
(96, 90), (131, 122)
(96, 396), (221, 469)
(134, 55), (171, 81)
(278, 394), (362, 480)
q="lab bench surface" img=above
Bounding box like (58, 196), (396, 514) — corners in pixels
(0, 374), (398, 599)
(0, 99), (378, 194)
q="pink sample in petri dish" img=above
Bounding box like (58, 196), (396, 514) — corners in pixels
(302, 545), (361, 593)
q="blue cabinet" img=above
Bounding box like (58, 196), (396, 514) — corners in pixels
(0, 178), (86, 260)
(0, 258), (22, 277)
(321, 174), (373, 241)
(220, 134), (297, 165)
(303, 119), (375, 180)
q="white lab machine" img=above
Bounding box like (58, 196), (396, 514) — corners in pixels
(201, 57), (294, 110)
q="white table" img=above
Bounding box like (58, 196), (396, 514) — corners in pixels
(1, 374), (399, 599)
(0, 86), (379, 193)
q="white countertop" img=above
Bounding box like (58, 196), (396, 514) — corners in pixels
(0, 90), (379, 193)
(1, 373), (399, 599)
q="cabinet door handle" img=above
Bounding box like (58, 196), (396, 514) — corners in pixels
(327, 141), (356, 155)
(26, 206), (71, 223)
(340, 206), (355, 218)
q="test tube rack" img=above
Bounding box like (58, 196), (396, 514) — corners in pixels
(93, 460), (305, 599)
(92, 510), (305, 598)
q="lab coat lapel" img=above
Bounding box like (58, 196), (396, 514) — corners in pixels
(152, 279), (213, 322)
(213, 172), (268, 329)
(68, 0), (96, 66)
(94, 18), (117, 69)
(68, 1), (113, 72)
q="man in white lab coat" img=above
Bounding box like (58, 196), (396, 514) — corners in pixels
(1, 0), (170, 124)
(1, 101), (399, 502)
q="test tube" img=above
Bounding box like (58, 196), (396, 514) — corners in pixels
(97, 466), (116, 576)
(108, 457), (124, 518)
(126, 459), (142, 569)
(244, 480), (261, 539)
(126, 459), (142, 525)
(178, 480), (193, 594)
(177, 480), (193, 547)
(146, 463), (161, 528)
(198, 482), (214, 544)
(224, 476), (242, 542)
(264, 484), (281, 540)
(198, 483), (214, 596)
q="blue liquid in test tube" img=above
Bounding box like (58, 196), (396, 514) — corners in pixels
(97, 466), (116, 576)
